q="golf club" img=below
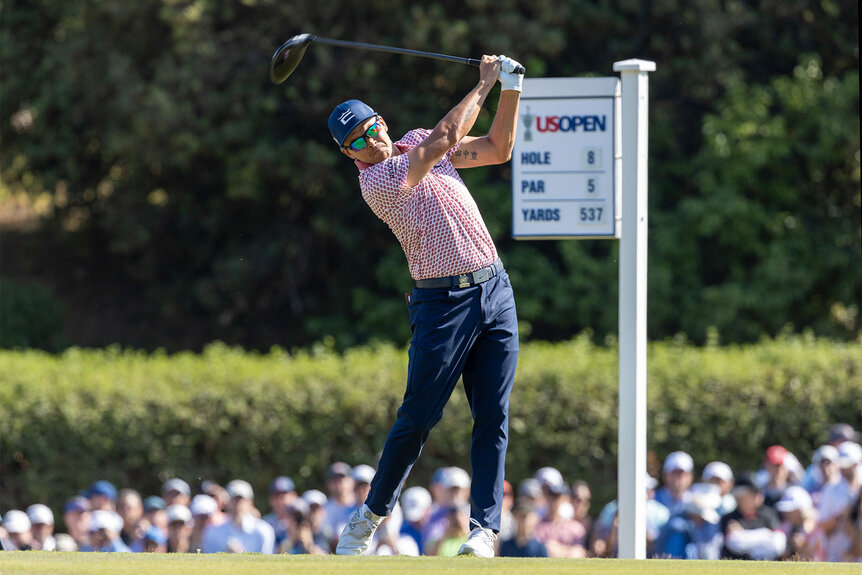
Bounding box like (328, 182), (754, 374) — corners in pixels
(270, 33), (525, 84)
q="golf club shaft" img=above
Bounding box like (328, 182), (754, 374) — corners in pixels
(312, 35), (524, 74)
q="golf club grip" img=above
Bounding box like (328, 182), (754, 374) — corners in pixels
(465, 59), (526, 75)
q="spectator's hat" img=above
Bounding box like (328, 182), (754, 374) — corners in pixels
(534, 467), (565, 488)
(812, 444), (840, 465)
(3, 510), (31, 533)
(400, 486), (432, 523)
(765, 445), (789, 466)
(89, 510), (121, 532)
(663, 451), (694, 474)
(547, 481), (570, 497)
(351, 464), (376, 485)
(441, 467), (471, 489)
(27, 503), (54, 526)
(828, 423), (857, 444)
(731, 472), (760, 495)
(64, 496), (90, 514)
(144, 525), (167, 545)
(269, 476), (296, 495)
(837, 441), (862, 468)
(226, 479), (254, 500)
(87, 480), (118, 502)
(166, 504), (192, 525)
(775, 485), (813, 513)
(702, 461), (734, 482)
(143, 495), (167, 513)
(189, 494), (218, 517)
(287, 498), (310, 518)
(326, 462), (352, 480)
(54, 533), (78, 552)
(162, 478), (191, 498)
(430, 467), (448, 486)
(302, 489), (328, 508)
(517, 478), (543, 499)
(685, 484), (721, 524)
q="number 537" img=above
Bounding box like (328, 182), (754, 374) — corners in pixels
(580, 207), (603, 222)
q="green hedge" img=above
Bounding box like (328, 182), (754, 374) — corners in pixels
(1, 335), (860, 518)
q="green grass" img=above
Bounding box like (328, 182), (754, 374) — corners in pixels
(0, 553), (859, 575)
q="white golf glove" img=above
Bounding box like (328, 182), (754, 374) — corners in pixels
(498, 55), (524, 92)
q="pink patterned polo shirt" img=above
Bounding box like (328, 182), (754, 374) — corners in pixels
(358, 129), (498, 281)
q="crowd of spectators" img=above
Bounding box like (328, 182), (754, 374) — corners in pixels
(2, 423), (861, 561)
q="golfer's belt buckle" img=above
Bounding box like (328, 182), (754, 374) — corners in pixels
(458, 274), (471, 288)
(473, 268), (491, 284)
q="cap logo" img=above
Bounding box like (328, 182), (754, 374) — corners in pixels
(338, 110), (355, 125)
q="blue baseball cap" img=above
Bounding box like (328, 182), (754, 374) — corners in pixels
(87, 480), (117, 502)
(269, 476), (296, 495)
(143, 495), (166, 512)
(144, 526), (167, 545)
(328, 99), (376, 147)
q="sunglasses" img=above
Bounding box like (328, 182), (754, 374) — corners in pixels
(344, 117), (382, 151)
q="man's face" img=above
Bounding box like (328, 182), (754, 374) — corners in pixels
(664, 469), (693, 493)
(340, 116), (394, 165)
(734, 490), (762, 515)
(572, 485), (591, 519)
(270, 491), (295, 515)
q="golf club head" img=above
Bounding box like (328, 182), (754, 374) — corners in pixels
(270, 33), (315, 84)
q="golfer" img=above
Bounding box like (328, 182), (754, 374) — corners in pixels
(330, 55), (523, 558)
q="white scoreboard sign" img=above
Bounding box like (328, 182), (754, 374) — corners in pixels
(512, 77), (621, 239)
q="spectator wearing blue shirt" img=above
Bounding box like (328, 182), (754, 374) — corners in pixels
(263, 476), (297, 547)
(399, 486), (432, 554)
(499, 501), (547, 558)
(201, 480), (275, 554)
(655, 483), (723, 559)
(655, 452), (694, 517)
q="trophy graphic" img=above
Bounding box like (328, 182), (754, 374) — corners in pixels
(521, 106), (534, 142)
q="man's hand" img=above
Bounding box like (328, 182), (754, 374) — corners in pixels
(479, 54), (502, 86)
(498, 55), (524, 92)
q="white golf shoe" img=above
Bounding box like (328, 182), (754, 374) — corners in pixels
(335, 504), (384, 555)
(457, 518), (497, 558)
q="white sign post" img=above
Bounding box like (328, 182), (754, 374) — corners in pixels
(511, 60), (656, 560)
(613, 58), (656, 560)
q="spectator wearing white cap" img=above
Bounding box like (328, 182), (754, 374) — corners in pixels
(534, 482), (587, 558)
(776, 485), (817, 560)
(84, 509), (131, 552)
(263, 476), (297, 548)
(421, 467), (471, 548)
(201, 479), (275, 554)
(803, 445), (842, 506)
(162, 478), (192, 508)
(654, 483), (724, 559)
(351, 465), (377, 512)
(702, 461), (736, 516)
(2, 510), (34, 550)
(322, 462), (356, 551)
(817, 441), (862, 561)
(189, 494), (218, 553)
(655, 452), (695, 517)
(166, 504), (193, 553)
(27, 504), (56, 551)
(302, 490), (329, 550)
(400, 486), (432, 553)
(116, 489), (144, 549)
(279, 498), (328, 555)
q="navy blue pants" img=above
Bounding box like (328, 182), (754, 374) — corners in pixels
(365, 270), (518, 531)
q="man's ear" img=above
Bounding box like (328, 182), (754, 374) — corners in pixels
(340, 148), (354, 158)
